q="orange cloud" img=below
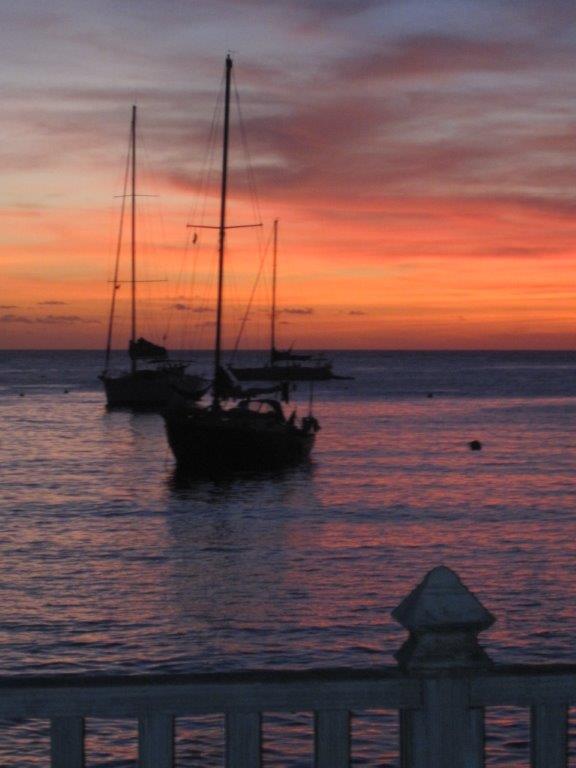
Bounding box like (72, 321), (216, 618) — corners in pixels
(2, 4), (576, 348)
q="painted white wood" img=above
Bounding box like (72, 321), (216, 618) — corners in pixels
(401, 680), (484, 768)
(50, 717), (84, 768)
(393, 567), (495, 672)
(9, 562), (576, 768)
(400, 707), (426, 768)
(425, 679), (473, 768)
(0, 671), (419, 717)
(314, 710), (350, 767)
(225, 712), (261, 768)
(402, 701), (483, 768)
(469, 708), (485, 768)
(5, 666), (576, 768)
(138, 714), (174, 768)
(472, 672), (576, 706)
(530, 704), (567, 768)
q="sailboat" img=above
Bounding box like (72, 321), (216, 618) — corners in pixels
(230, 219), (340, 382)
(164, 56), (320, 473)
(100, 106), (207, 409)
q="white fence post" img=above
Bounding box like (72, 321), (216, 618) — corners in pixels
(531, 704), (568, 768)
(138, 715), (174, 768)
(50, 717), (85, 768)
(226, 712), (262, 768)
(314, 709), (350, 767)
(393, 566), (495, 768)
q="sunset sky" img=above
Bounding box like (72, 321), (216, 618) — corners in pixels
(2, 0), (576, 349)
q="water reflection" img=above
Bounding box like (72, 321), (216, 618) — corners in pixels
(3, 352), (576, 765)
(167, 461), (315, 500)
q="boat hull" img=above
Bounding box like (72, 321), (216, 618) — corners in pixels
(164, 408), (315, 473)
(101, 369), (205, 409)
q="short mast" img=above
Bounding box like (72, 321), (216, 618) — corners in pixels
(130, 104), (137, 375)
(270, 219), (279, 365)
(214, 55), (233, 405)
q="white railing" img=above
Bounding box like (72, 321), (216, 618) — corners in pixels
(2, 566), (576, 766)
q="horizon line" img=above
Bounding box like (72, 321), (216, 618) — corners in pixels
(2, 348), (576, 354)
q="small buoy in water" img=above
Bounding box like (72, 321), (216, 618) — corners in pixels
(64, 388), (69, 394)
(469, 440), (482, 451)
(427, 392), (434, 398)
(19, 392), (24, 397)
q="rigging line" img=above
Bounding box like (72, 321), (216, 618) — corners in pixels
(180, 229), (213, 351)
(190, 243), (218, 352)
(231, 224), (274, 360)
(192, 82), (225, 351)
(188, 235), (219, 345)
(201, 84), (224, 220)
(139, 126), (172, 342)
(166, 228), (190, 346)
(104, 121), (132, 371)
(188, 75), (225, 236)
(168, 126), (216, 346)
(191, 96), (223, 357)
(232, 71), (266, 338)
(179, 229), (206, 350)
(175, 76), (225, 350)
(181, 170), (220, 349)
(179, 232), (194, 349)
(188, 117), (221, 348)
(232, 73), (263, 240)
(182, 91), (222, 350)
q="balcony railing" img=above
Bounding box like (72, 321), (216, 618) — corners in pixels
(2, 566), (575, 766)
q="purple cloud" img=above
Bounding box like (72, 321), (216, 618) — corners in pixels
(38, 315), (100, 324)
(171, 303), (213, 313)
(337, 34), (542, 82)
(281, 307), (314, 315)
(0, 314), (99, 325)
(0, 314), (33, 324)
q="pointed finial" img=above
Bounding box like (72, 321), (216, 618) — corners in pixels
(392, 566), (495, 673)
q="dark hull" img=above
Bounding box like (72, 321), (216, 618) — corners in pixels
(165, 410), (315, 473)
(101, 370), (205, 409)
(230, 364), (336, 382)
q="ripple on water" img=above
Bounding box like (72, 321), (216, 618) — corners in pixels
(1, 352), (576, 764)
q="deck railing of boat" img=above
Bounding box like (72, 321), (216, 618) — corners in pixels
(5, 565), (576, 766)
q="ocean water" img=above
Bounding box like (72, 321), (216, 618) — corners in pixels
(1, 349), (576, 765)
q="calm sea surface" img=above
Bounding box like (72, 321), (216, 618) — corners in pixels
(1, 349), (576, 765)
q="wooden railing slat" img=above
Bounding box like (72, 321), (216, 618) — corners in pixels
(315, 710), (350, 768)
(0, 674), (418, 717)
(472, 674), (576, 707)
(138, 714), (174, 768)
(531, 704), (568, 768)
(50, 717), (84, 768)
(400, 680), (483, 768)
(226, 712), (261, 768)
(468, 708), (485, 768)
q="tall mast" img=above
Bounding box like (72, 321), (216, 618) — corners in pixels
(130, 104), (137, 375)
(103, 120), (131, 373)
(213, 54), (232, 405)
(270, 218), (278, 365)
